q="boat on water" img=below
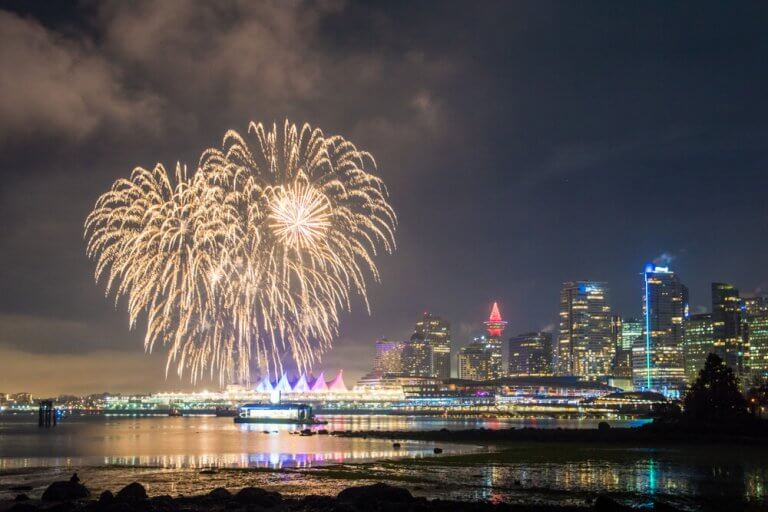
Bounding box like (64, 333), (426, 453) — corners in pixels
(234, 403), (327, 425)
(214, 406), (238, 417)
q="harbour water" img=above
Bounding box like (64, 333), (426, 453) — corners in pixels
(1, 414), (766, 509)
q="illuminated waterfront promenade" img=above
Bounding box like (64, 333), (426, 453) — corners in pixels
(1, 374), (669, 419)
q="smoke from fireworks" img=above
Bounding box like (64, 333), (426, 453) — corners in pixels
(85, 121), (396, 383)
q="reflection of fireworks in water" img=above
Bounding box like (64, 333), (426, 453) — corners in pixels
(85, 121), (396, 383)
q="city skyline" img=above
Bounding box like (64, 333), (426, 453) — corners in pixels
(6, 259), (768, 395)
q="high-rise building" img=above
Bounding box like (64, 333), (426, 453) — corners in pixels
(373, 338), (403, 374)
(457, 338), (491, 381)
(633, 264), (688, 397)
(412, 312), (452, 379)
(712, 282), (745, 378)
(743, 296), (768, 381)
(621, 318), (644, 351)
(612, 317), (642, 378)
(483, 302), (508, 379)
(683, 313), (713, 383)
(401, 336), (433, 377)
(508, 332), (553, 376)
(556, 282), (613, 378)
(611, 315), (623, 348)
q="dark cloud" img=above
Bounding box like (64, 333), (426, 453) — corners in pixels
(0, 10), (161, 143)
(1, 1), (768, 394)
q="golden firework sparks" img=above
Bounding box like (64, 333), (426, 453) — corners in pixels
(85, 121), (396, 384)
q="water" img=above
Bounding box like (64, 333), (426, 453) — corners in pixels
(1, 414), (766, 510)
(0, 414), (486, 470)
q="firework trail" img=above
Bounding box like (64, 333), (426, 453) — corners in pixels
(85, 121), (396, 383)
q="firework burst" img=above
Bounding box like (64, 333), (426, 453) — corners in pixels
(85, 121), (396, 383)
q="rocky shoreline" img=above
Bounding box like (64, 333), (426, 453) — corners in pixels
(0, 477), (687, 512)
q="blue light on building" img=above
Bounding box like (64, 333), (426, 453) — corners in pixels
(634, 263), (688, 397)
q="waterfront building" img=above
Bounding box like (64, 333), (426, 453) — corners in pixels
(743, 296), (768, 380)
(632, 264), (688, 397)
(556, 282), (613, 379)
(373, 338), (404, 374)
(356, 373), (438, 394)
(683, 313), (713, 383)
(9, 393), (32, 404)
(484, 302), (508, 379)
(412, 312), (452, 379)
(457, 339), (491, 381)
(508, 332), (553, 376)
(712, 282), (745, 378)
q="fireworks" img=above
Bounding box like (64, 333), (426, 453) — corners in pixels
(85, 121), (396, 383)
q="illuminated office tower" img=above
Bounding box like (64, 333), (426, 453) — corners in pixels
(633, 264), (688, 397)
(611, 316), (623, 347)
(412, 312), (452, 379)
(621, 318), (644, 351)
(373, 338), (404, 374)
(556, 282), (613, 378)
(483, 302), (508, 379)
(683, 313), (713, 383)
(457, 338), (491, 381)
(712, 282), (745, 378)
(612, 317), (642, 378)
(508, 332), (553, 376)
(743, 296), (768, 380)
(401, 336), (432, 377)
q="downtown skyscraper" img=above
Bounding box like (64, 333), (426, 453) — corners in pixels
(613, 317), (642, 378)
(744, 296), (768, 381)
(457, 338), (492, 381)
(412, 312), (452, 379)
(483, 302), (507, 379)
(508, 332), (553, 376)
(633, 264), (688, 397)
(556, 282), (613, 379)
(712, 282), (745, 379)
(373, 338), (404, 375)
(682, 313), (713, 383)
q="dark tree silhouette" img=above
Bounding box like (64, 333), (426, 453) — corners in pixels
(683, 353), (748, 423)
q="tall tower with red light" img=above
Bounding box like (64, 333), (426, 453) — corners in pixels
(484, 302), (507, 379)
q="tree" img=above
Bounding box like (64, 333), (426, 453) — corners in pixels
(683, 353), (748, 423)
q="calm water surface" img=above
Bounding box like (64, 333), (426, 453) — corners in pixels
(0, 414), (492, 469)
(1, 414), (766, 510)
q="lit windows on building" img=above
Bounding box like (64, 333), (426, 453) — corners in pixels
(373, 338), (404, 374)
(401, 338), (433, 378)
(613, 317), (642, 378)
(743, 296), (768, 381)
(412, 312), (452, 380)
(483, 302), (507, 379)
(557, 282), (613, 379)
(633, 264), (688, 398)
(683, 313), (713, 383)
(508, 332), (553, 376)
(712, 282), (745, 378)
(457, 339), (492, 381)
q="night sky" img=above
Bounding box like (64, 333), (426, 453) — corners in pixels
(2, 1), (768, 395)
